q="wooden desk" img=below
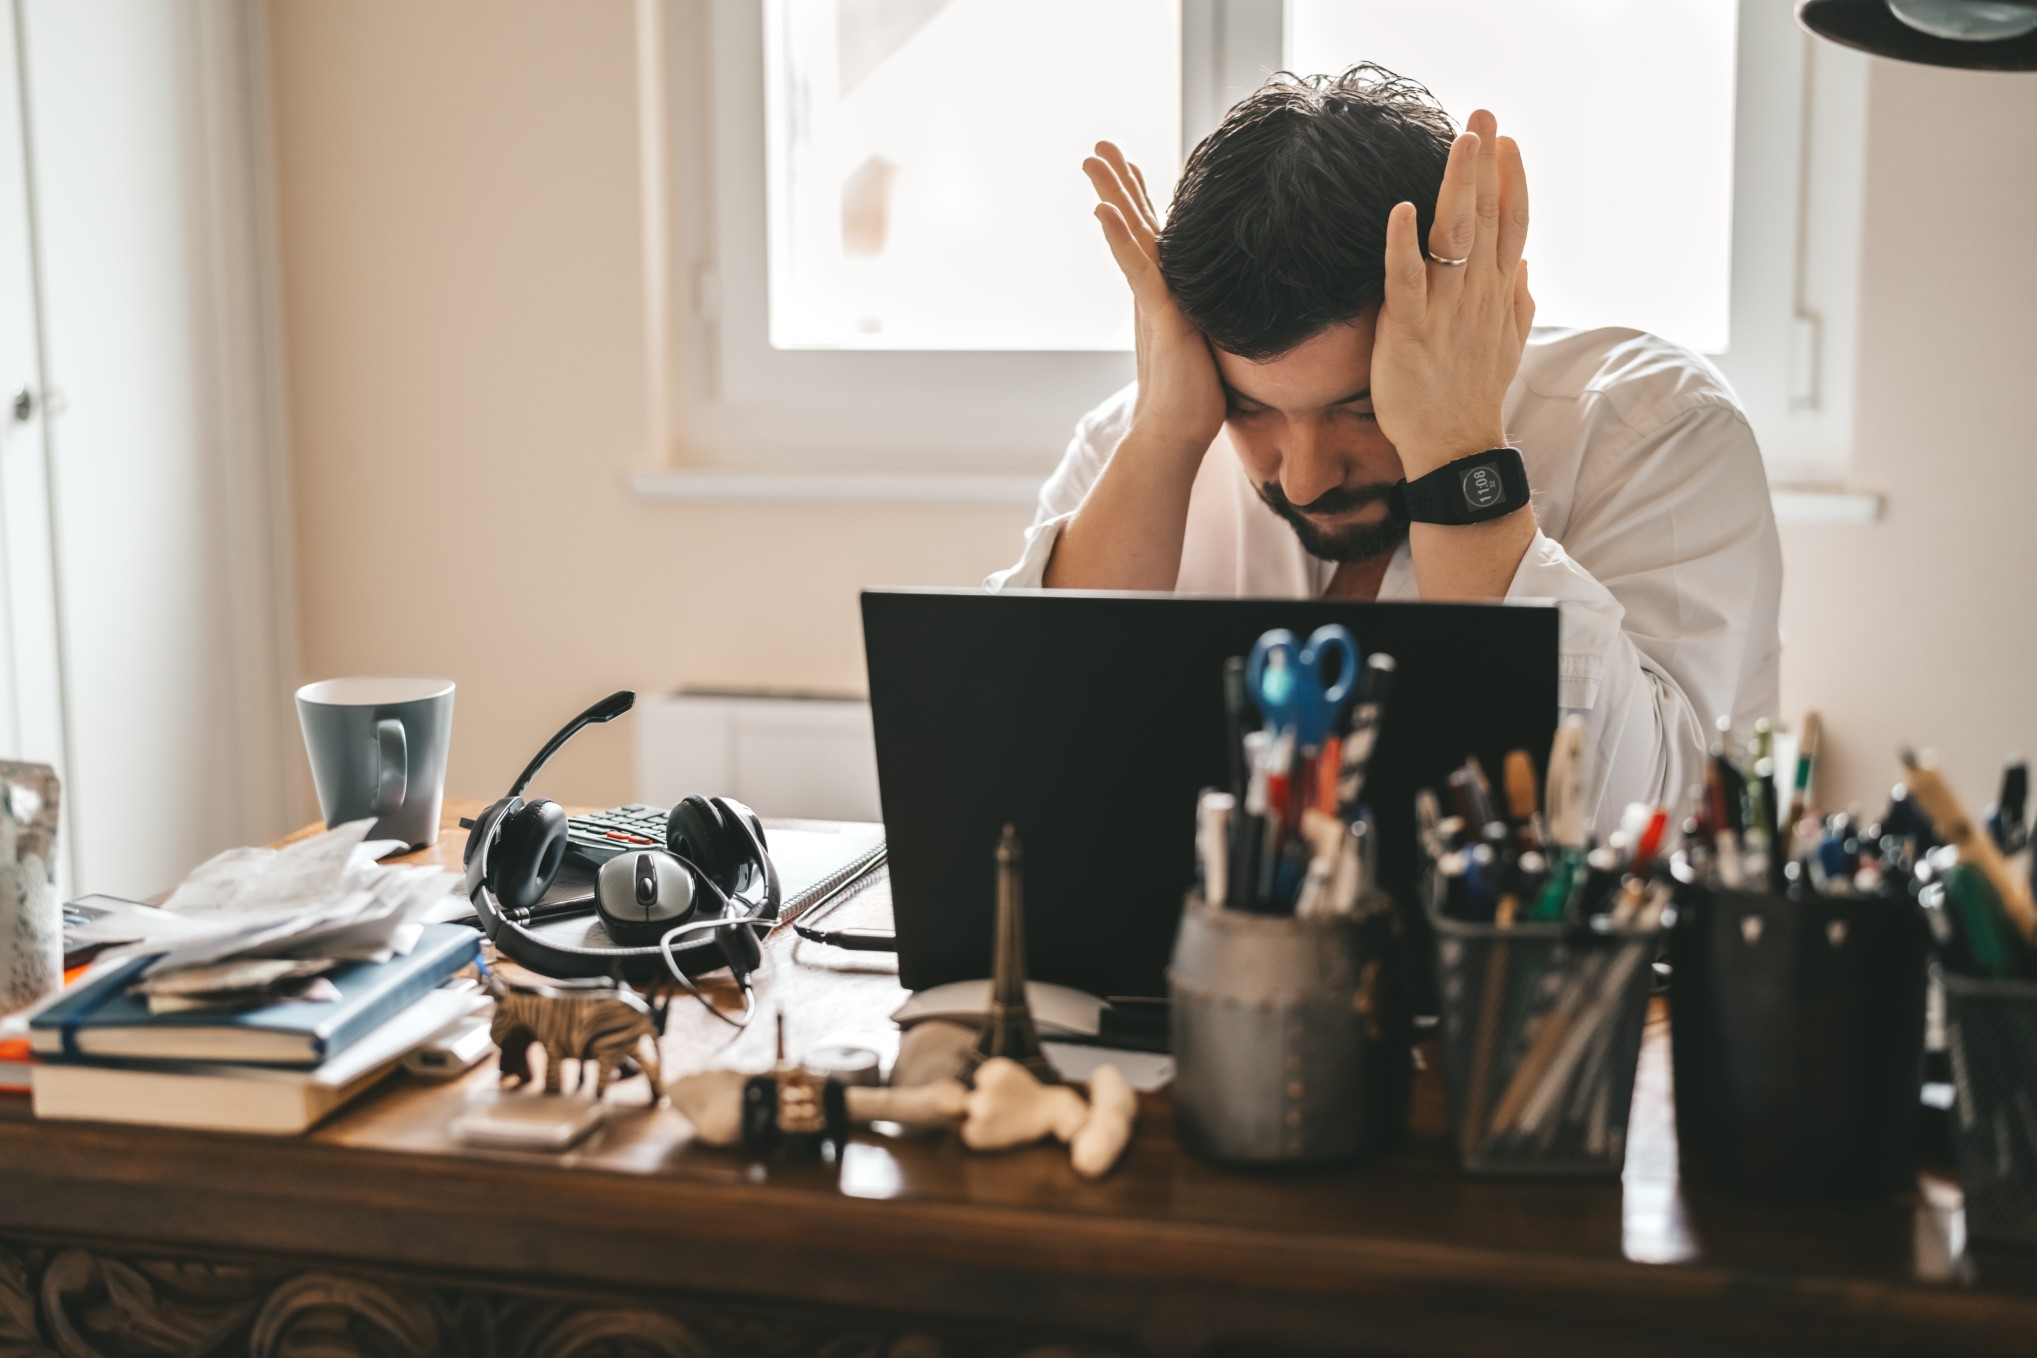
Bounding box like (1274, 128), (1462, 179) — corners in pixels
(1, 806), (2033, 1357)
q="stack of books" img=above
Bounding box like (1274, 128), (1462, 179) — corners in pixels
(25, 922), (480, 1134)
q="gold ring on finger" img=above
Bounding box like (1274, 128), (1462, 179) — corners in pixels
(1430, 254), (1470, 268)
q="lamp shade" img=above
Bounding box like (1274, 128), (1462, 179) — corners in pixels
(1798, 0), (2037, 68)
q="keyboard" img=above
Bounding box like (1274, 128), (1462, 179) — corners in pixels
(564, 802), (670, 865)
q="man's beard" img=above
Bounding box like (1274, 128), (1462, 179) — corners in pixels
(1256, 481), (1409, 564)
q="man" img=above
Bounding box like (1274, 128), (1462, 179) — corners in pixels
(988, 68), (1781, 830)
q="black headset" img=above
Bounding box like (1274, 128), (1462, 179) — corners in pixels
(462, 691), (781, 989)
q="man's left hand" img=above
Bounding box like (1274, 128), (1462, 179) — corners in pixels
(1370, 109), (1535, 480)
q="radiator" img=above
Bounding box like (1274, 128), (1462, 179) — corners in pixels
(634, 690), (882, 823)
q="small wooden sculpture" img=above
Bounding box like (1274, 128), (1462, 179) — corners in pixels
(489, 979), (667, 1106)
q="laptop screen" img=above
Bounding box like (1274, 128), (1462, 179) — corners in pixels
(863, 588), (1559, 999)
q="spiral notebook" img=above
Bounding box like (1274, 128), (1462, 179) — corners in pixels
(766, 820), (887, 925)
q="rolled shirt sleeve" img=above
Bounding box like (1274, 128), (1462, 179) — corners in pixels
(985, 386), (1133, 592)
(1512, 400), (1781, 833)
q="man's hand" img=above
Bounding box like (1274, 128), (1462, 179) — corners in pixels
(1041, 145), (1219, 591)
(1371, 110), (1535, 480)
(1083, 142), (1225, 461)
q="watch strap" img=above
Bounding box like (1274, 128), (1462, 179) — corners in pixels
(1389, 447), (1529, 526)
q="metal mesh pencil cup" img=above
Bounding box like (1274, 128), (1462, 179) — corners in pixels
(1942, 970), (2037, 1247)
(1428, 899), (1664, 1177)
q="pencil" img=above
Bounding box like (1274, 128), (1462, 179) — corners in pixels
(1903, 749), (2037, 945)
(1462, 895), (1517, 1160)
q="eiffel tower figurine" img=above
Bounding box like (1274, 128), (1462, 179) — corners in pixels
(968, 824), (1057, 1082)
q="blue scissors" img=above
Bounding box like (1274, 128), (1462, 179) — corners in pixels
(1245, 624), (1361, 748)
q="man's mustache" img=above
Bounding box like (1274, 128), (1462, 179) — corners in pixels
(1259, 481), (1395, 516)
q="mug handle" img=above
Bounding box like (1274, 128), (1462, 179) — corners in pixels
(373, 718), (408, 817)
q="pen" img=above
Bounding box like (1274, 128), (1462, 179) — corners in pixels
(1234, 730), (1271, 910)
(1334, 654), (1397, 817)
(1461, 757), (1499, 829)
(1987, 758), (2029, 856)
(1222, 656), (1248, 807)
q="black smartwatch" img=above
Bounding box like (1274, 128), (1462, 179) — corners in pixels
(1388, 447), (1530, 526)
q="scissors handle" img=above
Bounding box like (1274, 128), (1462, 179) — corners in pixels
(1245, 629), (1301, 729)
(1295, 625), (1361, 746)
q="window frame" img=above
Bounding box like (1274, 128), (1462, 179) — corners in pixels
(652, 0), (1861, 489)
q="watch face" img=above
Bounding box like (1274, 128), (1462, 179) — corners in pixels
(1461, 463), (1505, 510)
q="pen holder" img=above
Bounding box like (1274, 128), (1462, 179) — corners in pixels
(1168, 893), (1410, 1165)
(1429, 901), (1663, 1177)
(1941, 970), (2037, 1247)
(1668, 885), (1927, 1204)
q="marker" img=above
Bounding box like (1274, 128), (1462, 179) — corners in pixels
(1197, 790), (1234, 910)
(1786, 711), (1821, 834)
(1503, 748), (1543, 851)
(1544, 716), (1587, 850)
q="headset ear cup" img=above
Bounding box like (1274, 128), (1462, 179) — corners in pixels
(713, 797), (768, 897)
(667, 794), (736, 894)
(491, 797), (569, 912)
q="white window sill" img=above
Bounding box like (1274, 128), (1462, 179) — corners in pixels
(628, 470), (1046, 507)
(630, 471), (1885, 523)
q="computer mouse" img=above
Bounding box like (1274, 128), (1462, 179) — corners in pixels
(595, 849), (697, 946)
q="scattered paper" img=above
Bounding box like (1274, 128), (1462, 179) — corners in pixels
(88, 821), (464, 979)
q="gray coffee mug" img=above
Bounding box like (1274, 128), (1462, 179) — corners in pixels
(296, 677), (455, 849)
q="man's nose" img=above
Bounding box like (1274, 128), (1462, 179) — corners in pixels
(1278, 423), (1347, 508)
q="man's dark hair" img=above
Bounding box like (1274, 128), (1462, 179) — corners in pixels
(1158, 65), (1455, 361)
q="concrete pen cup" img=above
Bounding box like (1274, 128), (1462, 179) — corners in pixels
(1167, 893), (1410, 1166)
(296, 677), (455, 850)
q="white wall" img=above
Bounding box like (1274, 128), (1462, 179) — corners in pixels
(268, 0), (1026, 814)
(267, 1), (2037, 822)
(1775, 60), (2037, 815)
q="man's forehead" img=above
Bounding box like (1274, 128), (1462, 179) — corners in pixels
(1214, 316), (1376, 409)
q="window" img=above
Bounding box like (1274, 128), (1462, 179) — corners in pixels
(1289, 1), (1738, 353)
(657, 0), (1861, 488)
(764, 0), (1180, 351)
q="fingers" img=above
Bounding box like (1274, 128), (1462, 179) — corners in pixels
(1428, 129), (1480, 278)
(1513, 259), (1537, 343)
(1494, 135), (1529, 280)
(1467, 110), (1502, 270)
(1127, 161), (1159, 229)
(1092, 141), (1159, 239)
(1383, 201), (1427, 323)
(1093, 202), (1164, 302)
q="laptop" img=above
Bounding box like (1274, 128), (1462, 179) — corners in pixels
(861, 588), (1560, 1000)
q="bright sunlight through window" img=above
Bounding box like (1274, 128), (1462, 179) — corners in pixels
(1289, 0), (1739, 354)
(763, 0), (1180, 351)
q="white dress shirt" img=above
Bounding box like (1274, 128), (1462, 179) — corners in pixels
(987, 326), (1784, 832)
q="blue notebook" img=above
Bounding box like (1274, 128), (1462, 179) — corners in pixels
(29, 923), (480, 1068)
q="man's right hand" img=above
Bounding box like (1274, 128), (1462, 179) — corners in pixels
(1083, 142), (1225, 460)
